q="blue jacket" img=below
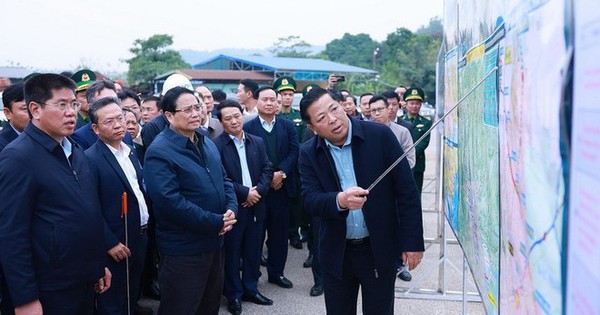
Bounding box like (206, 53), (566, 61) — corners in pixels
(0, 124), (105, 306)
(243, 116), (299, 198)
(213, 132), (274, 221)
(144, 128), (237, 256)
(0, 124), (18, 152)
(72, 121), (134, 150)
(299, 118), (424, 279)
(85, 140), (146, 253)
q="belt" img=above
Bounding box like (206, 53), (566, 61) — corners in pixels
(140, 224), (148, 235)
(346, 237), (369, 246)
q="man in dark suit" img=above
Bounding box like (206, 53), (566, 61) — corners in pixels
(214, 100), (274, 315)
(0, 83), (29, 152)
(298, 87), (424, 315)
(84, 98), (151, 315)
(72, 80), (133, 150)
(0, 73), (111, 315)
(243, 86), (299, 289)
(382, 90), (413, 133)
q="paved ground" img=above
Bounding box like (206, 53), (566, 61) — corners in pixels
(139, 129), (486, 314)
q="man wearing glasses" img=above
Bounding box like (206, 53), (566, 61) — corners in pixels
(144, 87), (237, 315)
(0, 73), (112, 315)
(84, 97), (151, 315)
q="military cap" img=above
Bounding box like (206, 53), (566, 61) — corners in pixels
(71, 69), (97, 92)
(273, 76), (296, 92)
(404, 87), (425, 101)
(301, 84), (321, 97)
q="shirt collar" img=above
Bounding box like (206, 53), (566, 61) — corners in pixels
(259, 115), (276, 127)
(228, 131), (246, 145)
(105, 141), (131, 157)
(24, 123), (78, 153)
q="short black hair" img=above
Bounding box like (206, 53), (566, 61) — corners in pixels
(359, 93), (374, 102)
(122, 107), (137, 121)
(24, 73), (76, 118)
(118, 89), (141, 106)
(161, 86), (198, 113)
(368, 95), (389, 107)
(216, 99), (243, 121)
(345, 95), (357, 106)
(330, 90), (345, 103)
(2, 83), (25, 111)
(240, 79), (258, 96)
(382, 90), (399, 102)
(299, 87), (331, 123)
(253, 86), (276, 100)
(211, 89), (227, 102)
(89, 97), (120, 124)
(86, 79), (117, 104)
(142, 95), (161, 109)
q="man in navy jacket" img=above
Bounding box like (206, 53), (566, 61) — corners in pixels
(144, 87), (237, 315)
(298, 87), (424, 315)
(243, 86), (299, 289)
(0, 83), (29, 152)
(84, 97), (150, 315)
(0, 73), (111, 315)
(214, 100), (274, 314)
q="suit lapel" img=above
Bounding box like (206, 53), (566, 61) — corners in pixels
(99, 142), (135, 194)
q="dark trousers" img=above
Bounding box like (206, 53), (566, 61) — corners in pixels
(39, 283), (97, 315)
(264, 189), (291, 277)
(96, 229), (148, 315)
(413, 169), (424, 195)
(223, 207), (264, 300)
(157, 250), (224, 315)
(310, 217), (323, 286)
(322, 241), (396, 315)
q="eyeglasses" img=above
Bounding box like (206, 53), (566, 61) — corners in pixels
(369, 107), (387, 114)
(40, 101), (81, 111)
(174, 104), (203, 115)
(99, 115), (126, 127)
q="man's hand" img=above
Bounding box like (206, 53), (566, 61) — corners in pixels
(219, 210), (237, 235)
(15, 299), (43, 315)
(402, 251), (424, 271)
(95, 267), (112, 294)
(327, 74), (337, 89)
(107, 242), (131, 262)
(243, 186), (261, 207)
(270, 171), (284, 190)
(337, 187), (369, 210)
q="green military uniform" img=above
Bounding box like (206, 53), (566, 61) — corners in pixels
(402, 87), (432, 194)
(274, 76), (309, 248)
(71, 69), (96, 129)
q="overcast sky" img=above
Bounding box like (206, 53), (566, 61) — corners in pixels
(0, 0), (443, 73)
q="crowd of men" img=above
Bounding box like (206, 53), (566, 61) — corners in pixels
(0, 70), (432, 315)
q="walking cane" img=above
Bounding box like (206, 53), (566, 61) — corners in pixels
(121, 192), (131, 315)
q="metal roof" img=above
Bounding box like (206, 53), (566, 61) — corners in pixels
(193, 54), (377, 74)
(155, 69), (273, 81)
(0, 67), (32, 79)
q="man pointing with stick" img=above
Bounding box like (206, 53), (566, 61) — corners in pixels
(298, 87), (424, 315)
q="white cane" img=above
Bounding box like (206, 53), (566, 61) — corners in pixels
(122, 192), (131, 315)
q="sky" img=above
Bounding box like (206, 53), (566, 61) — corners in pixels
(0, 0), (443, 74)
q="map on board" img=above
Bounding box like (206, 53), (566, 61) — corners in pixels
(443, 47), (460, 232)
(457, 37), (500, 314)
(498, 1), (566, 314)
(567, 0), (600, 313)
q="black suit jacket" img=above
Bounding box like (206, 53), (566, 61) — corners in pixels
(299, 117), (424, 279)
(243, 116), (299, 198)
(213, 132), (273, 220)
(0, 124), (19, 152)
(85, 140), (147, 253)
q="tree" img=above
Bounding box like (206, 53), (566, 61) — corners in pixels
(323, 33), (377, 69)
(270, 35), (312, 58)
(126, 34), (190, 85)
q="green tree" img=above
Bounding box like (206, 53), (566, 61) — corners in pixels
(126, 34), (190, 85)
(270, 35), (312, 58)
(323, 33), (378, 69)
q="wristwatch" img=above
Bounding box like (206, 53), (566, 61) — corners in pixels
(280, 171), (287, 179)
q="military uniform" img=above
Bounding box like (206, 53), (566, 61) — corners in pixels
(70, 70), (96, 130)
(402, 87), (432, 194)
(274, 77), (308, 250)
